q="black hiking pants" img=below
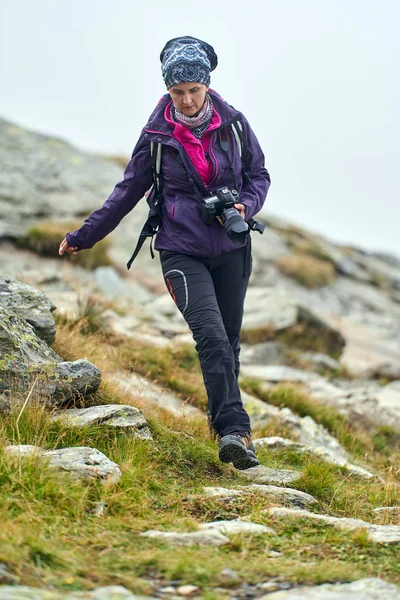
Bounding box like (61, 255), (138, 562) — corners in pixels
(160, 242), (252, 437)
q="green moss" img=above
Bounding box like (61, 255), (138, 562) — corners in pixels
(17, 221), (114, 270)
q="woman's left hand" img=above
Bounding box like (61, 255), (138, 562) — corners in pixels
(234, 203), (246, 219)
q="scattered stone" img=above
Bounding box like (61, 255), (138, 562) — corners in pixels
(373, 506), (400, 513)
(266, 551), (283, 559)
(52, 404), (153, 440)
(88, 501), (108, 517)
(201, 485), (317, 509)
(366, 363), (400, 382)
(269, 507), (400, 544)
(159, 587), (176, 595)
(241, 390), (348, 459)
(258, 581), (281, 592)
(260, 578), (400, 599)
(5, 445), (121, 484)
(253, 437), (376, 479)
(112, 372), (202, 417)
(0, 272), (56, 343)
(220, 568), (240, 581)
(199, 519), (276, 536)
(0, 584), (156, 598)
(140, 530), (229, 547)
(50, 359), (102, 401)
(241, 342), (285, 365)
(94, 266), (127, 299)
(176, 585), (199, 596)
(253, 437), (302, 450)
(238, 464), (302, 485)
(299, 352), (340, 371)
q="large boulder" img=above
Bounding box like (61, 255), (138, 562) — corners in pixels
(0, 307), (101, 404)
(0, 118), (124, 239)
(0, 273), (56, 343)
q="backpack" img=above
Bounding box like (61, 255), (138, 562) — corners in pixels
(126, 120), (264, 270)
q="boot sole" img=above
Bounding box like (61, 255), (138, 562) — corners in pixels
(219, 438), (260, 470)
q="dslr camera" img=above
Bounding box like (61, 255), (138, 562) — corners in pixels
(201, 188), (249, 245)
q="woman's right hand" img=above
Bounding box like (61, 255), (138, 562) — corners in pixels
(59, 238), (78, 256)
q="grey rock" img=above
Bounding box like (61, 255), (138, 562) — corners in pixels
(261, 578), (400, 599)
(258, 582), (281, 592)
(366, 363), (400, 381)
(299, 352), (340, 371)
(201, 485), (317, 509)
(140, 529), (229, 547)
(253, 437), (303, 450)
(52, 404), (152, 439)
(0, 306), (101, 404)
(50, 359), (102, 400)
(238, 464), (302, 485)
(373, 506), (400, 513)
(0, 272), (56, 343)
(176, 585), (199, 596)
(94, 266), (127, 299)
(269, 508), (400, 544)
(0, 585), (156, 599)
(241, 342), (285, 365)
(0, 118), (124, 240)
(112, 372), (202, 418)
(253, 437), (376, 479)
(241, 390), (348, 459)
(5, 445), (121, 484)
(199, 519), (276, 536)
(220, 568), (240, 580)
(0, 307), (60, 391)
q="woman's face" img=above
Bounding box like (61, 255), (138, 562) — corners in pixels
(168, 82), (208, 116)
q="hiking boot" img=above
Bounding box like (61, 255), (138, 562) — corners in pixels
(218, 432), (260, 470)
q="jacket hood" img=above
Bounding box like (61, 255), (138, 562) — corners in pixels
(145, 89), (242, 133)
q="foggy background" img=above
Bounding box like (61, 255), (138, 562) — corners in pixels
(1, 0), (399, 256)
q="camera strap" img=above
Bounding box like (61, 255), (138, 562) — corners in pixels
(127, 142), (164, 269)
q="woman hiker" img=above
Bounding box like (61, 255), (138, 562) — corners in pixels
(59, 35), (271, 470)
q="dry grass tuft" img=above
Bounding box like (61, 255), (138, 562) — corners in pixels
(275, 254), (336, 288)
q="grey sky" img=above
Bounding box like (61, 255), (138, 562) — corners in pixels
(1, 0), (399, 256)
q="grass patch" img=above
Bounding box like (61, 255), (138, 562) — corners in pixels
(52, 316), (207, 412)
(17, 221), (114, 270)
(1, 400), (399, 595)
(274, 254), (336, 289)
(241, 308), (345, 359)
(2, 309), (400, 594)
(240, 379), (400, 476)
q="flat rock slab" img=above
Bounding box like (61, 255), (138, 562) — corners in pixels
(238, 464), (302, 485)
(199, 519), (276, 536)
(201, 485), (317, 509)
(0, 272), (56, 343)
(140, 530), (229, 547)
(52, 404), (153, 440)
(261, 578), (400, 599)
(269, 508), (400, 544)
(5, 445), (121, 484)
(112, 372), (202, 417)
(241, 390), (349, 459)
(253, 437), (376, 479)
(0, 585), (156, 599)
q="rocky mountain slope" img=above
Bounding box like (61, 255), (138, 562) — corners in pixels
(0, 117), (399, 599)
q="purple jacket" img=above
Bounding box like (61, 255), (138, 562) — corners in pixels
(66, 90), (271, 258)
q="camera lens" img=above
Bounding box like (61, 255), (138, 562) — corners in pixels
(221, 208), (249, 245)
